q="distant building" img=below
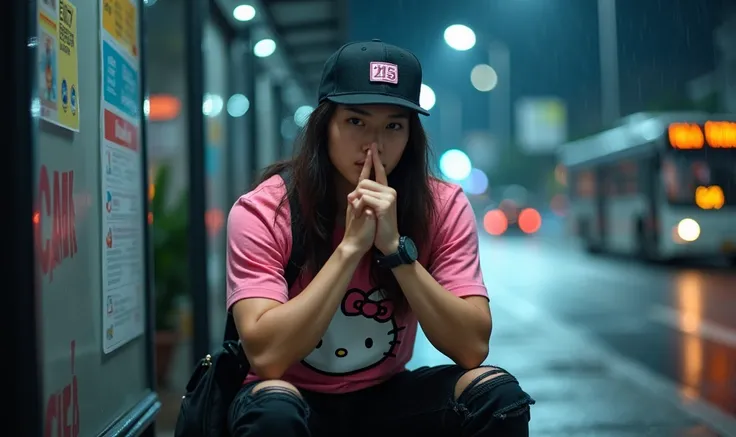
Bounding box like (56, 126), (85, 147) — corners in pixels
(687, 13), (736, 112)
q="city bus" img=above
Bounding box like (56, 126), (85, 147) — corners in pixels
(557, 111), (736, 263)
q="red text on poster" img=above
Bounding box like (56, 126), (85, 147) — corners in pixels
(34, 165), (78, 281)
(44, 340), (80, 437)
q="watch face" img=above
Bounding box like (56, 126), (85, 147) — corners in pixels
(403, 237), (418, 261)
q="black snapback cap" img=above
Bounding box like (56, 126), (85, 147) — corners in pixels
(318, 39), (429, 116)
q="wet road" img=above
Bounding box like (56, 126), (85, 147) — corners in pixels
(479, 234), (736, 419)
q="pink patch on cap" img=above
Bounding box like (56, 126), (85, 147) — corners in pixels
(369, 62), (398, 84)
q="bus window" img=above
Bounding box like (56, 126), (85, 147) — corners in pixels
(662, 153), (735, 207)
(576, 170), (595, 198)
(619, 160), (639, 195)
(567, 169), (578, 199)
(604, 166), (619, 196)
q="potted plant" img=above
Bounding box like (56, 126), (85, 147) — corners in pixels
(150, 165), (189, 388)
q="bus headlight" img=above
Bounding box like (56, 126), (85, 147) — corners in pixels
(676, 218), (700, 242)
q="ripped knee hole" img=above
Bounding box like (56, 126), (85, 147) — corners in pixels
(454, 366), (509, 400)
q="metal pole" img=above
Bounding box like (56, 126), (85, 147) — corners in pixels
(453, 96), (464, 145)
(440, 92), (462, 149)
(6, 0), (42, 434)
(186, 0), (210, 364)
(138, 0), (157, 401)
(243, 29), (258, 186)
(598, 0), (620, 126)
(488, 41), (511, 148)
(272, 83), (285, 159)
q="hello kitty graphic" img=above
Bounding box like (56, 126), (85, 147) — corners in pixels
(302, 287), (404, 376)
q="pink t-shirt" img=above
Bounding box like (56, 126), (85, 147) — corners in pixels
(226, 174), (487, 393)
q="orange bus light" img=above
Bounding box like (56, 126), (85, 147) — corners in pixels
(695, 185), (725, 210)
(704, 121), (736, 149)
(668, 123), (704, 150)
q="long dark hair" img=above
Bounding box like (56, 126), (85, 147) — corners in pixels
(257, 101), (437, 313)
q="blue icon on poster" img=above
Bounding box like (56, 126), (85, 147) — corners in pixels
(61, 79), (68, 111)
(106, 191), (113, 213)
(70, 85), (77, 115)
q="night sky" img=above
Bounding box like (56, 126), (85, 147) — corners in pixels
(348, 0), (731, 144)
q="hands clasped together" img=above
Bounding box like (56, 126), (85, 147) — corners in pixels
(342, 144), (400, 256)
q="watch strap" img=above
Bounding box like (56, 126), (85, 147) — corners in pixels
(375, 250), (404, 269)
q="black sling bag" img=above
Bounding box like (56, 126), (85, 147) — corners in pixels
(175, 170), (304, 437)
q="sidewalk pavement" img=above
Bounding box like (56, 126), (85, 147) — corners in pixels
(465, 291), (726, 437)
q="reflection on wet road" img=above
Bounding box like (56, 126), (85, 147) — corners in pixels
(480, 235), (736, 418)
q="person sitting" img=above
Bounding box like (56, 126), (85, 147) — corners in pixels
(226, 39), (535, 437)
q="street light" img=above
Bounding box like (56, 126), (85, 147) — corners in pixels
(420, 84), (436, 111)
(470, 64), (498, 92)
(444, 25), (476, 51)
(439, 149), (472, 181)
(294, 105), (314, 127)
(253, 38), (276, 58)
(442, 25), (511, 148)
(233, 4), (256, 22)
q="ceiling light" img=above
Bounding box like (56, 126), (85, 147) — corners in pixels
(233, 4), (256, 22)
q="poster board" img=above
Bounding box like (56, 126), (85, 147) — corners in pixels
(38, 0), (80, 131)
(100, 0), (146, 354)
(36, 0), (158, 435)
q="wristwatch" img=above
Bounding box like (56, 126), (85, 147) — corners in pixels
(376, 236), (419, 269)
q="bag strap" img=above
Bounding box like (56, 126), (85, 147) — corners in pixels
(223, 168), (303, 342)
(281, 169), (306, 288)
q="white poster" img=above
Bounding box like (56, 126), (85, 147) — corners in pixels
(515, 97), (568, 154)
(100, 0), (145, 354)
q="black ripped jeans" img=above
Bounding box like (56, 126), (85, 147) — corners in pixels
(227, 365), (535, 437)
